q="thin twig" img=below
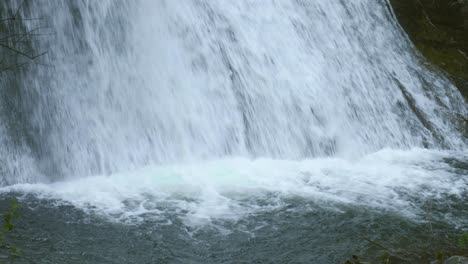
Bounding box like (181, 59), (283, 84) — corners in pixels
(0, 17), (43, 23)
(0, 60), (32, 72)
(362, 237), (390, 250)
(361, 237), (413, 262)
(13, 0), (26, 20)
(458, 49), (468, 60)
(415, 0), (437, 29)
(0, 32), (55, 42)
(0, 42), (33, 59)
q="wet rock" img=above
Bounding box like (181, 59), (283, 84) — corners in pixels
(390, 0), (468, 99)
(445, 256), (468, 264)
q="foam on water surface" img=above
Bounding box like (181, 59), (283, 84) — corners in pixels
(2, 148), (466, 227)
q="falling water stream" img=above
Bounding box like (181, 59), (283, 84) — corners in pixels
(0, 0), (466, 263)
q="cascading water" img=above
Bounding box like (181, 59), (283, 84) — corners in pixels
(0, 0), (466, 263)
(1, 0), (466, 181)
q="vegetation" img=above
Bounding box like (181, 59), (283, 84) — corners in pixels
(458, 233), (468, 249)
(0, 199), (21, 262)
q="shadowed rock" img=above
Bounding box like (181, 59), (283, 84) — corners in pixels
(390, 0), (468, 99)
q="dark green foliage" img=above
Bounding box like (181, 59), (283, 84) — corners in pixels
(457, 233), (468, 249)
(3, 199), (20, 232)
(436, 251), (444, 264)
(0, 199), (21, 262)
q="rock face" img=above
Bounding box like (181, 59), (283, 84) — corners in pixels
(390, 0), (468, 99)
(445, 256), (468, 264)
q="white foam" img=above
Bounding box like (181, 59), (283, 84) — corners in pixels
(2, 148), (466, 226)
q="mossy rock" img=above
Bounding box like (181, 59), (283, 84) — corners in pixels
(390, 0), (468, 99)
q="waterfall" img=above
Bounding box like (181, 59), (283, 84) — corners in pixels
(0, 0), (466, 184)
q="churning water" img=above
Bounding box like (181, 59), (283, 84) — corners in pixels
(0, 0), (466, 263)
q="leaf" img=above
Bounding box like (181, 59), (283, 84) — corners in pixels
(9, 199), (21, 210)
(3, 223), (13, 231)
(379, 253), (390, 264)
(458, 233), (468, 248)
(436, 252), (444, 264)
(4, 213), (11, 223)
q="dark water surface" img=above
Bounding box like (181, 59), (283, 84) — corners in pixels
(2, 188), (466, 264)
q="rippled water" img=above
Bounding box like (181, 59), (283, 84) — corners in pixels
(1, 149), (467, 263)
